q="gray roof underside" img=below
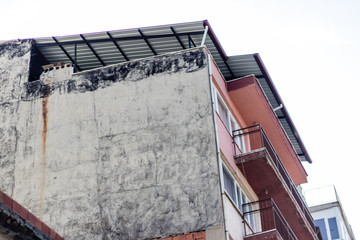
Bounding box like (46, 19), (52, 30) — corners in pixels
(32, 20), (310, 163)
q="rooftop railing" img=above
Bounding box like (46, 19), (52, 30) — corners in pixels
(243, 198), (298, 240)
(233, 124), (315, 232)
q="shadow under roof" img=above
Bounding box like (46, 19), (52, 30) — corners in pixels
(32, 20), (312, 164)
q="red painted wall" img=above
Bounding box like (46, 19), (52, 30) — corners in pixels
(152, 230), (206, 240)
(209, 56), (307, 185)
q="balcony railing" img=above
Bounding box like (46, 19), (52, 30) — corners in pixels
(233, 124), (315, 232)
(243, 198), (298, 240)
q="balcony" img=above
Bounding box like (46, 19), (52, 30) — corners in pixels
(233, 125), (318, 240)
(243, 198), (297, 240)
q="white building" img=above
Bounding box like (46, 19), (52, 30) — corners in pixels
(305, 186), (355, 240)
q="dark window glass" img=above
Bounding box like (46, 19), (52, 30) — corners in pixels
(328, 217), (339, 239)
(315, 219), (328, 240)
(223, 165), (235, 201)
(236, 187), (242, 213)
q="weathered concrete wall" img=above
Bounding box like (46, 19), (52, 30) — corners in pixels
(1, 44), (224, 239)
(0, 40), (33, 197)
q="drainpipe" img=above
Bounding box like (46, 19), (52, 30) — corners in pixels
(207, 53), (228, 240)
(201, 26), (209, 46)
(273, 104), (283, 112)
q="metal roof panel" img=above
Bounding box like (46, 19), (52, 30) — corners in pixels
(32, 20), (312, 164)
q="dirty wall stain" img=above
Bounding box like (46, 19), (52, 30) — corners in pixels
(39, 85), (50, 217)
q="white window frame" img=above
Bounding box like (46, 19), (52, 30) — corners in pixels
(222, 164), (236, 201)
(221, 163), (254, 223)
(215, 91), (231, 131)
(231, 116), (246, 153)
(243, 195), (256, 230)
(221, 164), (257, 233)
(213, 87), (246, 153)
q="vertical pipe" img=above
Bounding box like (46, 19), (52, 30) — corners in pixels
(74, 44), (77, 73)
(260, 125), (264, 150)
(206, 53), (227, 240)
(233, 130), (237, 157)
(200, 26), (209, 46)
(188, 34), (191, 48)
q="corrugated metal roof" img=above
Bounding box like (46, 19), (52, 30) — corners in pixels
(34, 21), (221, 72)
(32, 20), (311, 163)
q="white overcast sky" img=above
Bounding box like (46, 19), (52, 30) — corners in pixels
(1, 0), (360, 238)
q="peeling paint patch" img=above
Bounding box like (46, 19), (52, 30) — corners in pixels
(0, 40), (32, 195)
(22, 48), (207, 100)
(0, 40), (32, 59)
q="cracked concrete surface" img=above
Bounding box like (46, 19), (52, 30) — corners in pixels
(0, 43), (224, 239)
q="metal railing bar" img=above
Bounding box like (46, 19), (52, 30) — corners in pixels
(233, 124), (315, 232)
(243, 198), (298, 240)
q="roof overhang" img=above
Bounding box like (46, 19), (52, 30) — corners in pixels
(29, 20), (312, 164)
(227, 75), (307, 184)
(226, 54), (312, 163)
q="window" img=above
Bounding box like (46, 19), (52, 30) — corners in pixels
(213, 88), (246, 152)
(328, 218), (339, 240)
(217, 94), (230, 130)
(221, 163), (254, 231)
(231, 117), (246, 152)
(236, 186), (243, 214)
(243, 194), (255, 230)
(241, 190), (247, 210)
(248, 205), (255, 230)
(315, 219), (328, 240)
(231, 117), (240, 145)
(222, 165), (236, 201)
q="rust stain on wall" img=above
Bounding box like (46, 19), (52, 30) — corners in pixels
(39, 88), (50, 217)
(41, 97), (49, 150)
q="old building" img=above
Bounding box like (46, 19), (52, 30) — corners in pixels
(0, 20), (321, 240)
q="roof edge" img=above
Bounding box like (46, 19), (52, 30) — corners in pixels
(0, 190), (64, 239)
(203, 20), (229, 61)
(253, 53), (313, 164)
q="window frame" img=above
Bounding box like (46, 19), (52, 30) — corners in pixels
(213, 88), (246, 152)
(231, 116), (246, 153)
(215, 90), (231, 131)
(222, 164), (236, 201)
(221, 163), (254, 230)
(315, 218), (328, 240)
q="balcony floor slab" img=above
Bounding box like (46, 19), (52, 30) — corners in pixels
(244, 229), (283, 240)
(235, 149), (317, 240)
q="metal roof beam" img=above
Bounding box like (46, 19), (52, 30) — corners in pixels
(138, 29), (157, 55)
(36, 31), (205, 47)
(106, 32), (130, 61)
(224, 60), (235, 79)
(170, 27), (186, 49)
(187, 34), (196, 48)
(80, 34), (105, 66)
(52, 37), (82, 71)
(255, 75), (265, 79)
